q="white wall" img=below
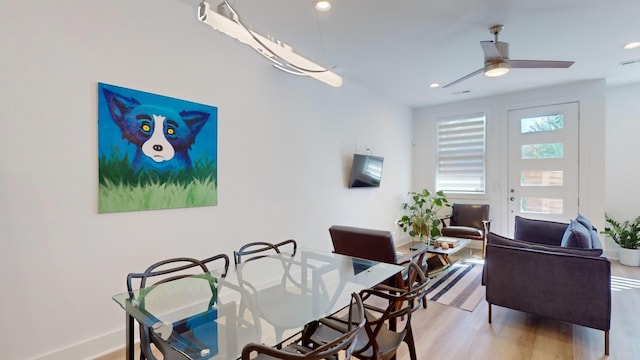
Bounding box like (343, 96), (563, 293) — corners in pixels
(0, 1), (412, 359)
(412, 81), (607, 246)
(605, 83), (640, 255)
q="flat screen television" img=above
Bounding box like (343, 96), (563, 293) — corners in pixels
(348, 154), (384, 188)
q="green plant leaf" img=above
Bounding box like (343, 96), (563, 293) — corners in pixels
(603, 213), (640, 249)
(398, 188), (449, 241)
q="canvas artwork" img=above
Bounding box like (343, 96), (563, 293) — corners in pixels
(98, 82), (218, 213)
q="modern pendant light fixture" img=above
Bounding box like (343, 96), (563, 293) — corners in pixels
(197, 1), (342, 87)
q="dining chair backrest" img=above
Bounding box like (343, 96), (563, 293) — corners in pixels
(241, 292), (365, 360)
(402, 261), (430, 312)
(234, 239), (319, 344)
(233, 239), (297, 265)
(378, 262), (429, 360)
(304, 262), (428, 360)
(328, 225), (403, 289)
(328, 225), (398, 264)
(125, 254), (230, 360)
(345, 262), (428, 360)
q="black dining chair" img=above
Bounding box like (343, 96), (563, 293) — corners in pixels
(234, 239), (332, 344)
(241, 292), (365, 360)
(328, 225), (406, 287)
(126, 254), (229, 360)
(307, 262), (429, 360)
(233, 239), (297, 265)
(328, 225), (429, 308)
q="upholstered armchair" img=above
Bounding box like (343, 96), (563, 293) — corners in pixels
(483, 216), (611, 355)
(440, 204), (490, 257)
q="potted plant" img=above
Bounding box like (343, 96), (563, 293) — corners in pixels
(397, 188), (450, 246)
(601, 213), (640, 266)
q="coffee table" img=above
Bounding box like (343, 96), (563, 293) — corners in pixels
(409, 237), (471, 276)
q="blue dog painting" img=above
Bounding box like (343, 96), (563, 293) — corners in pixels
(98, 82), (218, 213)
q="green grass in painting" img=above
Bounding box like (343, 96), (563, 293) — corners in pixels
(99, 152), (217, 213)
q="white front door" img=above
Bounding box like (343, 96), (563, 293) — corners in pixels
(507, 102), (580, 236)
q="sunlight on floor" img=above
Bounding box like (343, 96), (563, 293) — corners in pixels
(465, 257), (485, 265)
(611, 275), (640, 292)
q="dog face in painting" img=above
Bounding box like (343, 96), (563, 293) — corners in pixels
(102, 88), (209, 173)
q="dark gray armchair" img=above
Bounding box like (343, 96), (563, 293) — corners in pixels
(440, 203), (490, 257)
(483, 216), (611, 355)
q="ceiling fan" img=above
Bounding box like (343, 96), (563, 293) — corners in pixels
(443, 25), (574, 88)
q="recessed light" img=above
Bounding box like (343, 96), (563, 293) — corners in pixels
(313, 0), (331, 12)
(623, 41), (640, 50)
(430, 83), (440, 88)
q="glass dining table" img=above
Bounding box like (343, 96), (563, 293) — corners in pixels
(112, 248), (404, 360)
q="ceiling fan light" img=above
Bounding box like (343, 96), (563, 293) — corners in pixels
(484, 62), (510, 77)
(623, 41), (640, 50)
(314, 0), (331, 11)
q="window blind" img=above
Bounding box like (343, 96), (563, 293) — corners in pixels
(436, 114), (486, 193)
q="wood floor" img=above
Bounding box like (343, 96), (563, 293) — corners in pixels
(98, 249), (640, 360)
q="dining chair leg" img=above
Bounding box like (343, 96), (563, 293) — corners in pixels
(405, 326), (417, 360)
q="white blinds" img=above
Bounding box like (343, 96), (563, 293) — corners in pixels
(436, 113), (486, 193)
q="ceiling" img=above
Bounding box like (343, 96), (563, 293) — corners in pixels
(190, 0), (640, 108)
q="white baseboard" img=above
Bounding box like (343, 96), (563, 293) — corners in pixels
(32, 328), (127, 360)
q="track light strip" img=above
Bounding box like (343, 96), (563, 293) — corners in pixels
(197, 1), (342, 87)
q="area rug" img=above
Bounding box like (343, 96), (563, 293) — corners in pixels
(425, 261), (485, 312)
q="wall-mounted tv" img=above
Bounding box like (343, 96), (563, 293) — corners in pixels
(348, 154), (384, 188)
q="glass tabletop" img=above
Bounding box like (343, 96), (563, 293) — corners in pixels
(113, 248), (403, 359)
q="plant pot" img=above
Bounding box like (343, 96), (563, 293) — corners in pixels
(618, 247), (640, 266)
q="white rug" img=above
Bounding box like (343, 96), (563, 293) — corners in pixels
(425, 261), (485, 312)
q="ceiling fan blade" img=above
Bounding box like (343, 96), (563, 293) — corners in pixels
(480, 41), (501, 60)
(510, 60), (574, 68)
(443, 68), (484, 88)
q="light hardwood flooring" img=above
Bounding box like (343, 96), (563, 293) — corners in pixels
(98, 249), (640, 360)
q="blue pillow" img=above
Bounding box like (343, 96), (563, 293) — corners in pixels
(574, 214), (605, 248)
(576, 214), (593, 230)
(575, 214), (603, 248)
(590, 229), (603, 250)
(561, 219), (592, 249)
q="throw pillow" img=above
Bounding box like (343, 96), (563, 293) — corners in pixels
(560, 219), (592, 249)
(488, 232), (603, 257)
(575, 214), (603, 249)
(576, 213), (593, 230)
(590, 229), (603, 250)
